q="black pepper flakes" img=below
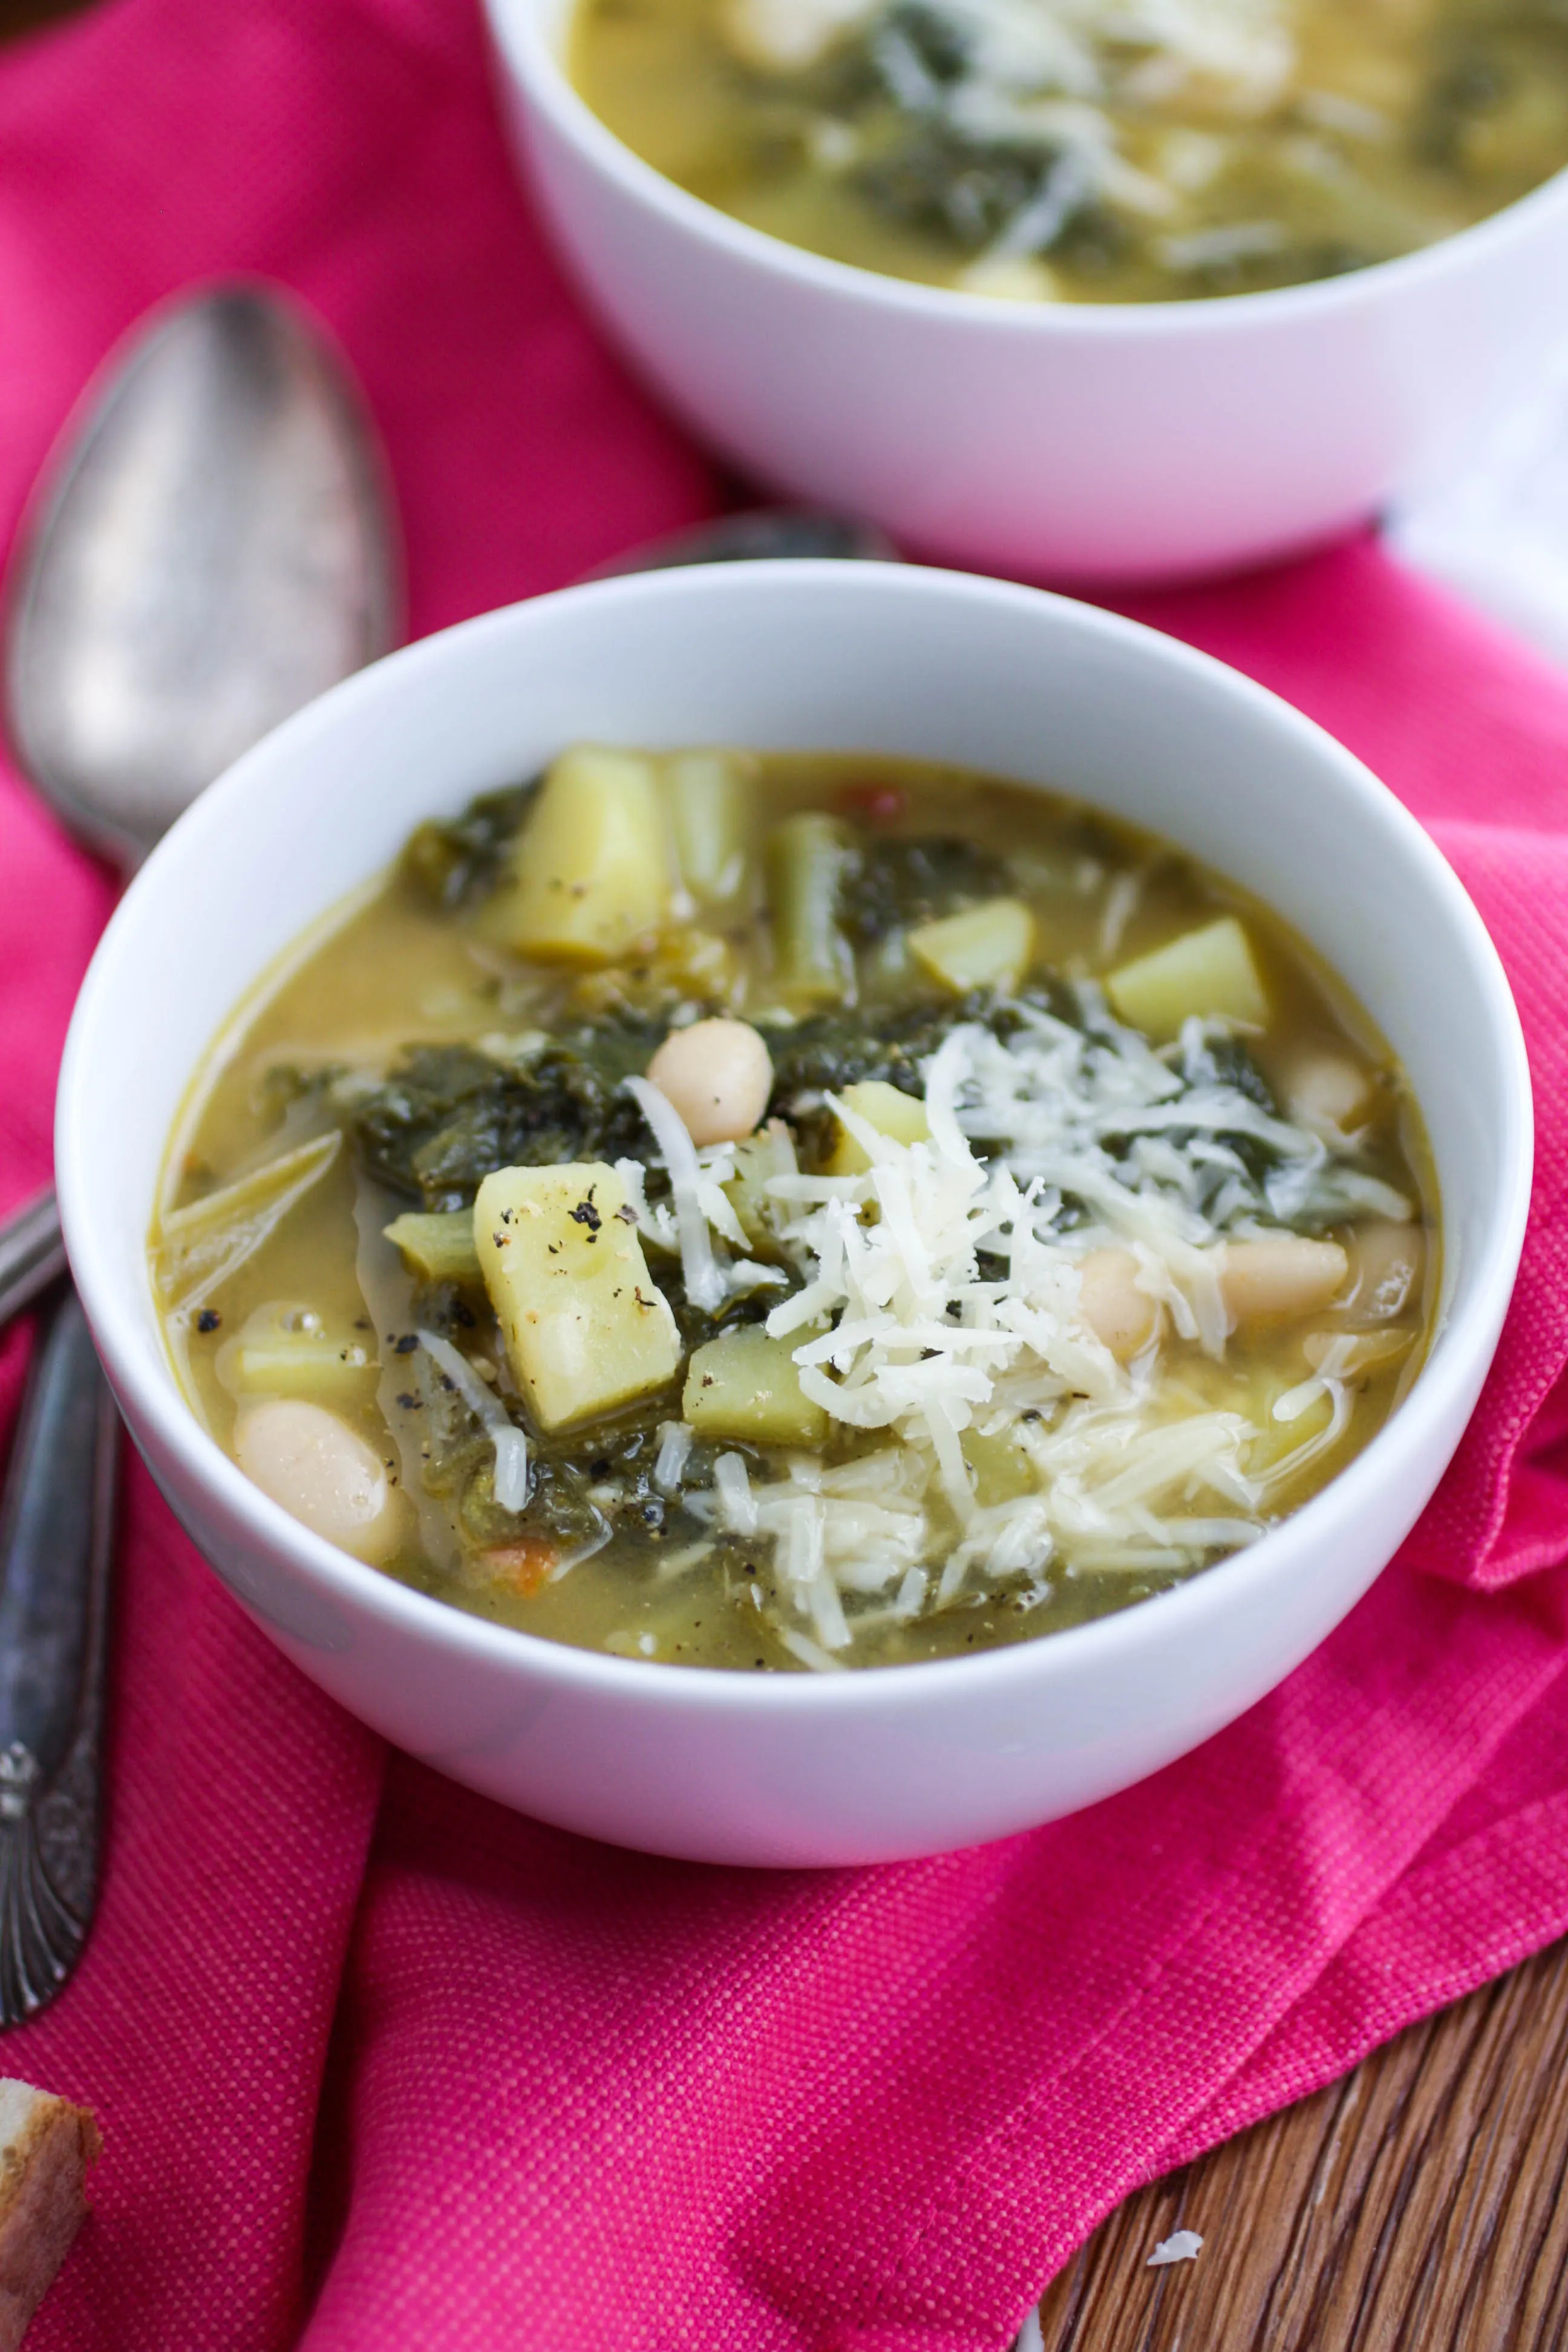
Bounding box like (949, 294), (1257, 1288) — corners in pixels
(195, 1308), (221, 1334)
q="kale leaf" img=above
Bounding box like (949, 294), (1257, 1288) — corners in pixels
(839, 834), (1011, 946)
(350, 1034), (657, 1210)
(399, 779), (539, 910)
(760, 994), (962, 1109)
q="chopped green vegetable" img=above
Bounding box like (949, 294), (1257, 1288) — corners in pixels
(761, 995), (953, 1106)
(350, 1039), (651, 1210)
(663, 751), (751, 907)
(682, 1323), (828, 1446)
(765, 813), (854, 1007)
(155, 1131), (343, 1312)
(961, 1424), (1036, 1506)
(722, 1119), (797, 1255)
(400, 780), (537, 909)
(216, 1301), (379, 1405)
(384, 1210), (483, 1284)
(840, 833), (1011, 947)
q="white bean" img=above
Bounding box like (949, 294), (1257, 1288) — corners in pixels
(1342, 1221), (1425, 1325)
(1077, 1249), (1160, 1361)
(647, 1017), (774, 1146)
(1220, 1236), (1348, 1324)
(235, 1399), (405, 1564)
(1282, 1048), (1373, 1133)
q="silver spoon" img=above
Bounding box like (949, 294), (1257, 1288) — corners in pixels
(0, 282), (398, 2020)
(0, 282), (399, 1327)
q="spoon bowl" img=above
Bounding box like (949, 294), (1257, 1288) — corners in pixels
(5, 283), (399, 867)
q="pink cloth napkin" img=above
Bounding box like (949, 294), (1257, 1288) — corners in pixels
(4, 3), (1568, 2346)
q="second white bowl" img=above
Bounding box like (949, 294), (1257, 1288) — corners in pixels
(485, 0), (1568, 587)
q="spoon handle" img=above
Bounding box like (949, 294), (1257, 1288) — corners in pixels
(0, 1190), (67, 1330)
(0, 1283), (116, 2022)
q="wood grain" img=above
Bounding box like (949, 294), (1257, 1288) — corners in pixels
(1036, 1933), (1568, 2352)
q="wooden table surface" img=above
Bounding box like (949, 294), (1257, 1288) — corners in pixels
(4, 1), (1562, 2344)
(1034, 1934), (1568, 2350)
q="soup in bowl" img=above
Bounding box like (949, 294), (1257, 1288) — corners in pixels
(158, 748), (1436, 1676)
(572, 0), (1568, 304)
(56, 563), (1529, 1863)
(485, 0), (1568, 581)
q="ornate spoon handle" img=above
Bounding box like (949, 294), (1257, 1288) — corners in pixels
(0, 1283), (116, 2023)
(0, 1190), (67, 1330)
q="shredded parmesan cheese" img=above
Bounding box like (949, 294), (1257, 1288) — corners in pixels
(683, 993), (1410, 1650)
(418, 1329), (530, 1512)
(719, 0), (1300, 273)
(626, 1075), (727, 1312)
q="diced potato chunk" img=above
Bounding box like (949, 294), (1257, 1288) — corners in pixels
(384, 1211), (482, 1284)
(1106, 915), (1267, 1039)
(909, 898), (1034, 995)
(682, 1323), (828, 1446)
(490, 745), (669, 966)
(662, 752), (751, 907)
(474, 1163), (681, 1432)
(826, 1080), (930, 1176)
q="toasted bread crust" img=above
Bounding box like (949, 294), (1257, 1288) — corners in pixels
(0, 2083), (100, 2351)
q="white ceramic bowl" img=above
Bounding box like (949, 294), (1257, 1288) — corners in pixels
(57, 563), (1530, 1865)
(483, 0), (1568, 587)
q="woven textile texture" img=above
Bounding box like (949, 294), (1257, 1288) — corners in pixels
(2, 3), (1568, 2347)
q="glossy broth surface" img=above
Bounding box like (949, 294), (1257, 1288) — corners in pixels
(570, 0), (1568, 301)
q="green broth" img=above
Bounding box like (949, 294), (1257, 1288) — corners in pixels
(569, 0), (1568, 301)
(158, 753), (1437, 1671)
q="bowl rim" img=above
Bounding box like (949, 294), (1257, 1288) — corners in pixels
(483, 0), (1568, 336)
(56, 560), (1534, 1715)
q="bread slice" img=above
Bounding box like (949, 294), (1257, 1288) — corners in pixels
(0, 2080), (100, 2350)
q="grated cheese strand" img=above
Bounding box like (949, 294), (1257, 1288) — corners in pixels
(417, 1329), (529, 1512)
(626, 1076), (728, 1312)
